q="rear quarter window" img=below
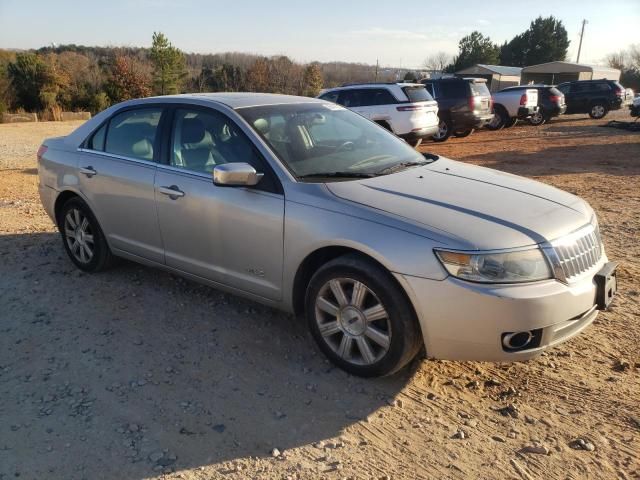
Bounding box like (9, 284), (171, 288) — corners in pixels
(401, 86), (433, 103)
(469, 82), (490, 96)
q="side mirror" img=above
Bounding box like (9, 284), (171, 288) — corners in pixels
(213, 163), (264, 187)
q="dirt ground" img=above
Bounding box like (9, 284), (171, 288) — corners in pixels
(0, 110), (639, 480)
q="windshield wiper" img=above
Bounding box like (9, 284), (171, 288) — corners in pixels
(297, 172), (377, 180)
(375, 161), (428, 175)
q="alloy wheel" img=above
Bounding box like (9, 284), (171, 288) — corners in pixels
(314, 277), (391, 365)
(530, 111), (544, 125)
(64, 208), (95, 264)
(434, 120), (448, 139)
(591, 104), (605, 118)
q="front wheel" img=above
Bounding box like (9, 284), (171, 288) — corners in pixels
(432, 118), (451, 142)
(305, 254), (422, 377)
(589, 103), (608, 119)
(528, 109), (547, 126)
(58, 197), (114, 272)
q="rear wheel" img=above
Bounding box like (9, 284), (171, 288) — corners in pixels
(453, 128), (474, 138)
(486, 109), (506, 130)
(305, 254), (422, 377)
(528, 109), (547, 126)
(58, 197), (113, 272)
(432, 118), (451, 142)
(589, 102), (608, 119)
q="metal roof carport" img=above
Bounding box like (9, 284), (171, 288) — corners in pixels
(520, 62), (621, 85)
(454, 64), (522, 92)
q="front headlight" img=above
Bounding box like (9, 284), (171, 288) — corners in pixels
(435, 248), (552, 283)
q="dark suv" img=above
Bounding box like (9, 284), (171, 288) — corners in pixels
(420, 77), (493, 142)
(499, 85), (567, 125)
(556, 80), (633, 119)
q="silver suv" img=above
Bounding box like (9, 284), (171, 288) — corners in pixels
(38, 93), (617, 377)
(318, 83), (439, 147)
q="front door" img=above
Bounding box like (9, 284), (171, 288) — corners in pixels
(77, 107), (164, 263)
(154, 106), (285, 301)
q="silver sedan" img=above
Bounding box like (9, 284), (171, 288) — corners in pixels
(37, 93), (617, 377)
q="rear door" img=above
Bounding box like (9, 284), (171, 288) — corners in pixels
(154, 105), (285, 300)
(77, 107), (164, 263)
(337, 89), (370, 118)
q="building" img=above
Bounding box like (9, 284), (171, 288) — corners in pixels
(520, 62), (621, 85)
(454, 64), (522, 92)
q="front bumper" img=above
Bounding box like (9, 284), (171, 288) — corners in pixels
(517, 106), (538, 119)
(396, 267), (604, 362)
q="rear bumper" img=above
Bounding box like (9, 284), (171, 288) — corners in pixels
(517, 106), (538, 119)
(38, 184), (57, 224)
(399, 125), (439, 141)
(396, 264), (604, 362)
(547, 105), (567, 117)
(452, 112), (494, 130)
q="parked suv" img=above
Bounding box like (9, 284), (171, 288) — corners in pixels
(487, 88), (539, 130)
(497, 85), (567, 126)
(420, 77), (493, 142)
(318, 83), (439, 147)
(556, 80), (633, 119)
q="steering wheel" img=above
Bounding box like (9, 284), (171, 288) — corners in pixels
(335, 141), (355, 153)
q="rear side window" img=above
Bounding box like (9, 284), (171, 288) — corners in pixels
(360, 88), (398, 105)
(402, 86), (433, 103)
(319, 91), (339, 103)
(104, 109), (162, 161)
(469, 82), (490, 97)
(439, 81), (467, 98)
(593, 82), (611, 92)
(338, 90), (364, 107)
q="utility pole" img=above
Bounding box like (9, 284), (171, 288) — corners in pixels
(375, 58), (379, 82)
(576, 19), (588, 63)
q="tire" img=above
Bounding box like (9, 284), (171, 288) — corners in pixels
(504, 116), (518, 128)
(486, 109), (506, 130)
(453, 128), (474, 138)
(528, 109), (547, 126)
(589, 102), (608, 119)
(58, 197), (114, 272)
(432, 118), (451, 142)
(305, 254), (422, 377)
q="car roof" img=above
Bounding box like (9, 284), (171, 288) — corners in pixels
(129, 92), (326, 110)
(328, 82), (425, 90)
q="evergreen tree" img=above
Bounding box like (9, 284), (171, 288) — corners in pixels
(452, 31), (499, 71)
(149, 32), (187, 95)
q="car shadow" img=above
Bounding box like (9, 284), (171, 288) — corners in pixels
(0, 232), (411, 479)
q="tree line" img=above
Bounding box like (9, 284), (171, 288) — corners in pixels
(0, 32), (330, 118)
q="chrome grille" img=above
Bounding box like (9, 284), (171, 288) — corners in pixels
(550, 224), (602, 281)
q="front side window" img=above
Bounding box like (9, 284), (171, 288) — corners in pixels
(338, 90), (364, 107)
(239, 103), (433, 180)
(171, 108), (265, 175)
(104, 108), (162, 161)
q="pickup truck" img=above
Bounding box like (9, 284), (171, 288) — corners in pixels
(487, 88), (539, 130)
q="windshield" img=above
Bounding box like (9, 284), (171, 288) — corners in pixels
(238, 103), (433, 180)
(469, 82), (490, 97)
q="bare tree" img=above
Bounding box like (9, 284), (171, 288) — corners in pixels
(423, 52), (452, 72)
(606, 51), (627, 70)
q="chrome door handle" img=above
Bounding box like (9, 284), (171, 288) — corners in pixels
(158, 185), (185, 199)
(80, 166), (97, 177)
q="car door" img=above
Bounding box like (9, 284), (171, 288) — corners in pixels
(77, 107), (164, 263)
(154, 106), (285, 301)
(338, 89), (369, 118)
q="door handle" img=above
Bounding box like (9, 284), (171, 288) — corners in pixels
(158, 185), (185, 199)
(80, 166), (97, 177)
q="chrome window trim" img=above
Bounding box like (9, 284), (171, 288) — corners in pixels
(76, 148), (157, 168)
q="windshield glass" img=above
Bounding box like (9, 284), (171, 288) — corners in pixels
(238, 103), (432, 180)
(469, 82), (490, 96)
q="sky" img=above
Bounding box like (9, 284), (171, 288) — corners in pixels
(0, 0), (638, 68)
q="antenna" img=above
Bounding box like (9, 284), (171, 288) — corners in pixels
(576, 19), (588, 63)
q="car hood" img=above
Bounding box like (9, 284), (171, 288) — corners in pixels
(326, 157), (592, 250)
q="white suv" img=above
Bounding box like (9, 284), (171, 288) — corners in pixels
(318, 83), (439, 147)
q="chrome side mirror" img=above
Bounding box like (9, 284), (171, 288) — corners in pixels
(213, 163), (264, 187)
